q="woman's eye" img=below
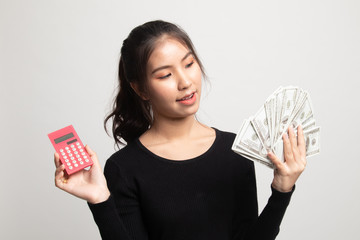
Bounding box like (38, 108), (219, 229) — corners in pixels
(185, 61), (194, 68)
(158, 73), (171, 79)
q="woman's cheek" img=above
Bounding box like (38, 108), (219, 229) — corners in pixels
(192, 70), (202, 86)
(152, 79), (177, 98)
(191, 64), (202, 78)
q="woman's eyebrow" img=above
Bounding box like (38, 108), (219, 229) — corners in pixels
(151, 51), (193, 74)
(181, 51), (193, 61)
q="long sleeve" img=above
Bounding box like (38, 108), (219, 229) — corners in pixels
(88, 195), (132, 240)
(237, 161), (294, 240)
(248, 186), (294, 240)
(88, 158), (148, 240)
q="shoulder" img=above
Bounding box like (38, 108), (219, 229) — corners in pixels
(104, 141), (144, 175)
(107, 141), (139, 162)
(213, 127), (255, 169)
(213, 127), (237, 146)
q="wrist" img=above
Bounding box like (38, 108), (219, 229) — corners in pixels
(88, 188), (111, 204)
(271, 181), (294, 193)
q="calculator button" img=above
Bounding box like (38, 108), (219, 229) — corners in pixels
(81, 152), (85, 155)
(72, 160), (77, 164)
(67, 163), (71, 166)
(61, 152), (65, 156)
(74, 151), (78, 154)
(65, 159), (69, 162)
(84, 156), (87, 159)
(71, 157), (75, 160)
(60, 149), (64, 152)
(80, 161), (84, 165)
(69, 166), (73, 170)
(76, 142), (80, 146)
(78, 145), (82, 149)
(67, 150), (71, 154)
(74, 164), (78, 167)
(76, 155), (80, 158)
(80, 149), (84, 152)
(72, 148), (76, 152)
(70, 144), (74, 148)
(85, 159), (89, 162)
(63, 155), (67, 159)
(65, 147), (69, 150)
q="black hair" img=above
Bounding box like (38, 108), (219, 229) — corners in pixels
(104, 20), (205, 146)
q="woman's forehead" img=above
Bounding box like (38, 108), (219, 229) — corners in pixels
(148, 38), (190, 66)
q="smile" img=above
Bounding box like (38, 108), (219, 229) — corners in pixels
(176, 92), (196, 105)
(177, 93), (194, 101)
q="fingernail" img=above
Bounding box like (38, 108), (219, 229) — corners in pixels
(283, 133), (289, 139)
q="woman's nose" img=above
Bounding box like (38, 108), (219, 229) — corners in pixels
(177, 71), (192, 90)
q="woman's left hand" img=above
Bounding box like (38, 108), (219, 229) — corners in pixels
(267, 125), (307, 192)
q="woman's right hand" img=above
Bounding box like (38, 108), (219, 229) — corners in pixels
(54, 145), (110, 204)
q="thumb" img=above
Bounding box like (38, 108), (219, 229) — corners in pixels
(84, 145), (102, 170)
(267, 151), (283, 170)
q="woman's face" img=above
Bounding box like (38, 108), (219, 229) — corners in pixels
(145, 37), (202, 121)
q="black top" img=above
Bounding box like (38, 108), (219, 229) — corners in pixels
(88, 128), (294, 240)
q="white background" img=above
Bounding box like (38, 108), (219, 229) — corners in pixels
(1, 0), (359, 239)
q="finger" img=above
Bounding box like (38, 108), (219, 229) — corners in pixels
(85, 144), (96, 157)
(55, 164), (65, 178)
(283, 132), (295, 163)
(55, 164), (66, 187)
(85, 145), (101, 169)
(289, 126), (301, 161)
(297, 125), (306, 158)
(54, 152), (61, 168)
(288, 126), (298, 150)
(267, 151), (284, 170)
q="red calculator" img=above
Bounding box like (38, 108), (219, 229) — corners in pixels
(48, 125), (93, 175)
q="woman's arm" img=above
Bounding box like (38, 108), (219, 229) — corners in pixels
(54, 146), (146, 239)
(239, 125), (306, 240)
(88, 155), (149, 240)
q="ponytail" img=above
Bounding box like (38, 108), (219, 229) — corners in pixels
(104, 58), (152, 146)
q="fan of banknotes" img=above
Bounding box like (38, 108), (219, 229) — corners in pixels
(232, 86), (320, 168)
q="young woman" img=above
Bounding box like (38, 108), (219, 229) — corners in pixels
(54, 20), (307, 240)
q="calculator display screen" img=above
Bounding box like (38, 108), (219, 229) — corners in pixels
(54, 133), (75, 144)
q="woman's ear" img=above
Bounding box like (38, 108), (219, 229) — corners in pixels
(130, 82), (149, 101)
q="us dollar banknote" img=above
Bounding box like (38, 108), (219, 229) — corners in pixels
(232, 86), (320, 169)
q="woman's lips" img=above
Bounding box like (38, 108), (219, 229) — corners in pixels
(177, 93), (194, 101)
(176, 92), (196, 105)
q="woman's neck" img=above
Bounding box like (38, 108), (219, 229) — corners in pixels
(149, 115), (200, 142)
(139, 114), (216, 160)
